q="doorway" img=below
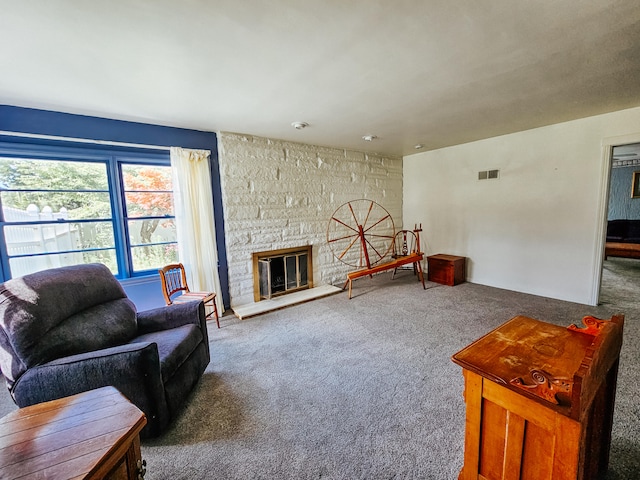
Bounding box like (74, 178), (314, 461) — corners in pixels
(599, 142), (640, 307)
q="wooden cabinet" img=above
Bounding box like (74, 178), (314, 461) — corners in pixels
(452, 314), (624, 480)
(427, 254), (465, 286)
(0, 386), (147, 480)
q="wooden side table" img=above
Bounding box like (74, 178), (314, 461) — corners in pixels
(0, 386), (147, 480)
(452, 314), (624, 480)
(427, 254), (465, 286)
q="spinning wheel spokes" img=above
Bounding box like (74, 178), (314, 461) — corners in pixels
(364, 235), (390, 261)
(359, 201), (374, 230)
(363, 213), (391, 234)
(337, 234), (360, 261)
(327, 199), (395, 268)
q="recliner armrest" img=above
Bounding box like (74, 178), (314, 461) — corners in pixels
(137, 301), (206, 334)
(11, 342), (170, 437)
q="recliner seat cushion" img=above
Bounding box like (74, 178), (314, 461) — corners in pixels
(130, 324), (202, 383)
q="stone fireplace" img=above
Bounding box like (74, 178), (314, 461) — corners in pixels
(217, 132), (403, 308)
(252, 245), (313, 302)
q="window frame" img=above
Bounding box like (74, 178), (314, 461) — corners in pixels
(0, 140), (173, 282)
(118, 159), (177, 276)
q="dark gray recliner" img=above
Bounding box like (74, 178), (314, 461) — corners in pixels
(0, 263), (210, 438)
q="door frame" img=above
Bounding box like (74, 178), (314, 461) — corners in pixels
(592, 132), (640, 305)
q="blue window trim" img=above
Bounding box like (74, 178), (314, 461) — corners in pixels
(0, 140), (172, 280)
(0, 104), (229, 308)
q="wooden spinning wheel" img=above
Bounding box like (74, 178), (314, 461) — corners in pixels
(327, 199), (426, 298)
(326, 199), (395, 269)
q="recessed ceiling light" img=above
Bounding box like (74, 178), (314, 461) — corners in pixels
(362, 135), (377, 142)
(291, 122), (309, 130)
(414, 144), (424, 150)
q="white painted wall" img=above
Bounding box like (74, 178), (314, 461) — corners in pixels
(218, 132), (403, 307)
(403, 106), (640, 305)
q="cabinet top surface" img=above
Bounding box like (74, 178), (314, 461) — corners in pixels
(427, 254), (465, 262)
(0, 386), (146, 479)
(452, 315), (593, 389)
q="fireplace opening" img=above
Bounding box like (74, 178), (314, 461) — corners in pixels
(253, 246), (313, 301)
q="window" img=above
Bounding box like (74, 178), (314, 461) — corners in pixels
(121, 163), (177, 273)
(0, 142), (177, 280)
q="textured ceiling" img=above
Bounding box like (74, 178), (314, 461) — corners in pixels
(2, 1), (640, 157)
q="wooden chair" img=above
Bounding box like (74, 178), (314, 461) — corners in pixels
(159, 263), (220, 328)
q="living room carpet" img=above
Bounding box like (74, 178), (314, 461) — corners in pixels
(0, 263), (637, 479)
(143, 264), (638, 479)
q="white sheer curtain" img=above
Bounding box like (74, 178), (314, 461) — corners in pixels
(170, 147), (224, 315)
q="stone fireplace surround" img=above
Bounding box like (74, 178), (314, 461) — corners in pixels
(217, 132), (403, 309)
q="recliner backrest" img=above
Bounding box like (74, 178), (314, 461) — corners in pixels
(0, 263), (137, 386)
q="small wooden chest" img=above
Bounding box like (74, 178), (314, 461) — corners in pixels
(427, 254), (465, 286)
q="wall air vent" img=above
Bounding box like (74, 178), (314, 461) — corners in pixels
(478, 169), (499, 180)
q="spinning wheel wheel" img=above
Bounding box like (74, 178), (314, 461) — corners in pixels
(326, 199), (395, 269)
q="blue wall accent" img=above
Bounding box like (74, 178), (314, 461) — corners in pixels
(122, 277), (168, 312)
(0, 105), (229, 309)
(608, 165), (640, 220)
